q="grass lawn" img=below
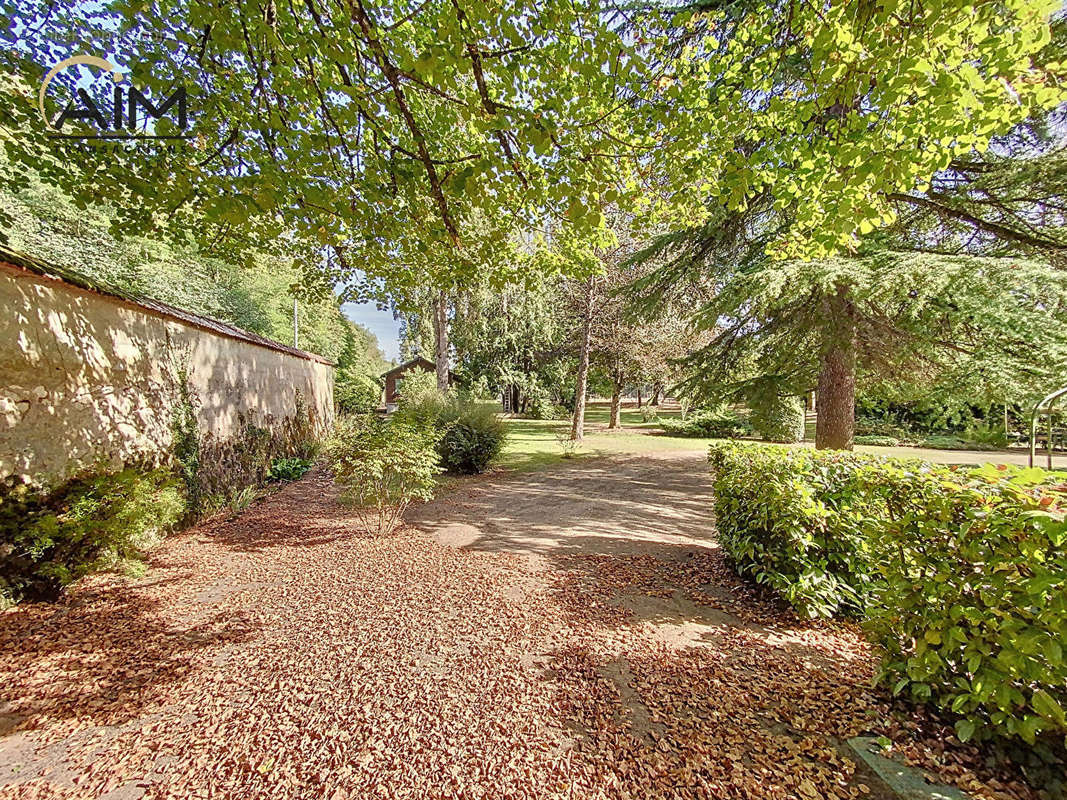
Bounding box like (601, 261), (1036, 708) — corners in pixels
(497, 400), (1041, 473)
(498, 402), (711, 472)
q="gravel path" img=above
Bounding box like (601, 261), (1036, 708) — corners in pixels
(0, 456), (1036, 800)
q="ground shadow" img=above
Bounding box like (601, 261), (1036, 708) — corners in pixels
(0, 582), (258, 734)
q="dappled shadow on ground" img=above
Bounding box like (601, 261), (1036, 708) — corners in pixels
(410, 450), (1045, 799)
(407, 452), (717, 559)
(0, 454), (1045, 800)
(0, 582), (258, 737)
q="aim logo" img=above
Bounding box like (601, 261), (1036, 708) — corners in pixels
(39, 55), (188, 140)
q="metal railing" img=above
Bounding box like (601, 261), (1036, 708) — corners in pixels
(1029, 387), (1067, 468)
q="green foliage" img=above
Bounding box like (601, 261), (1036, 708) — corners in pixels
(853, 435), (902, 447)
(0, 468), (185, 603)
(396, 389), (508, 475)
(708, 443), (877, 619)
(525, 391), (569, 421)
(171, 362), (202, 517)
(267, 457), (313, 482)
(659, 409), (752, 439)
(749, 393), (806, 444)
(325, 415), (440, 536)
(437, 402), (509, 475)
(226, 485), (259, 517)
(857, 396), (990, 436)
(709, 442), (1067, 748)
(918, 435), (999, 452)
(868, 462), (1067, 748)
(335, 370), (382, 415)
(555, 430), (581, 459)
(963, 421), (1011, 449)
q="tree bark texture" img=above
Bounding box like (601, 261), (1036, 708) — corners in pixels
(609, 378), (622, 429)
(570, 277), (595, 442)
(815, 285), (857, 450)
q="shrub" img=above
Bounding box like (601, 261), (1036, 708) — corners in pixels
(396, 390), (508, 475)
(708, 443), (878, 618)
(1, 467), (186, 603)
(749, 394), (806, 443)
(268, 456), (313, 482)
(335, 369), (381, 414)
(555, 429), (581, 458)
(920, 434), (999, 452)
(325, 414), (440, 536)
(963, 421), (1010, 449)
(855, 415), (912, 440)
(526, 394), (569, 420)
(854, 434), (902, 447)
(869, 462), (1067, 747)
(436, 400), (509, 474)
(708, 441), (1067, 748)
(660, 408), (753, 439)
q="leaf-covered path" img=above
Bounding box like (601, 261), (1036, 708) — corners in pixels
(0, 454), (1034, 799)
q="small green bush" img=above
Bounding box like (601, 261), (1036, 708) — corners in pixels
(1, 468), (185, 603)
(659, 408), (753, 439)
(919, 434), (999, 452)
(325, 414), (440, 536)
(437, 401), (508, 474)
(267, 456), (313, 482)
(525, 395), (569, 420)
(708, 441), (1067, 749)
(396, 390), (508, 474)
(854, 434), (902, 447)
(335, 370), (381, 414)
(750, 394), (806, 443)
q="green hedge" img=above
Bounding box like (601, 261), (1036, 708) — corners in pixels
(709, 442), (1067, 747)
(750, 394), (806, 443)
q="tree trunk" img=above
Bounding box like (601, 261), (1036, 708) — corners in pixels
(636, 388), (642, 408)
(570, 277), (595, 442)
(815, 286), (857, 450)
(609, 376), (622, 429)
(433, 290), (449, 394)
(651, 383), (662, 406)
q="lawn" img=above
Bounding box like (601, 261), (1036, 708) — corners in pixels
(498, 401), (1039, 472)
(497, 402), (711, 472)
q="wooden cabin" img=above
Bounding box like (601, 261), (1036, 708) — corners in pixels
(381, 357), (458, 407)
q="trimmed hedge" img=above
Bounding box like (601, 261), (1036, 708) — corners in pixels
(750, 394), (806, 443)
(709, 441), (1067, 748)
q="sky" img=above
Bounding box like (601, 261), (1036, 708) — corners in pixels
(342, 300), (402, 362)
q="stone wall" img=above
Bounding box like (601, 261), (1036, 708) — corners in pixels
(0, 261), (334, 489)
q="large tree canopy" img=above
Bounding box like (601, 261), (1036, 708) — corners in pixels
(2, 0), (1061, 298)
(2, 0), (641, 292)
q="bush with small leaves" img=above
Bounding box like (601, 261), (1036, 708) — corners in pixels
(659, 408), (753, 439)
(325, 415), (440, 536)
(1, 467), (185, 603)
